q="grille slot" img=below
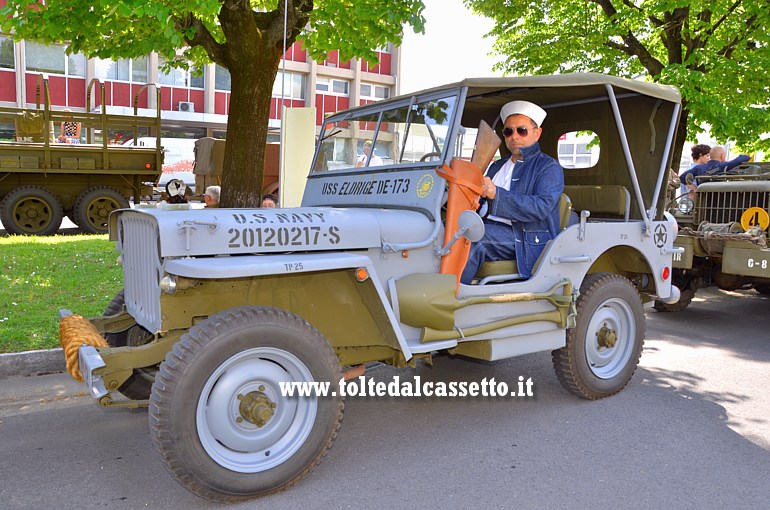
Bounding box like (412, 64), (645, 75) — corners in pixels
(118, 213), (162, 333)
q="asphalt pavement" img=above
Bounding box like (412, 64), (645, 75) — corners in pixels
(1, 286), (769, 509)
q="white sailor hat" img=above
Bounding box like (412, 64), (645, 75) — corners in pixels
(500, 100), (547, 127)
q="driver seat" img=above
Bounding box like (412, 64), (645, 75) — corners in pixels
(474, 193), (573, 283)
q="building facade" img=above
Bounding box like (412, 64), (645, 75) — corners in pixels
(0, 34), (401, 147)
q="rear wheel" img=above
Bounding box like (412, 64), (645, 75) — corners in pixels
(0, 185), (63, 235)
(103, 290), (156, 400)
(149, 306), (344, 502)
(74, 187), (129, 234)
(552, 273), (645, 400)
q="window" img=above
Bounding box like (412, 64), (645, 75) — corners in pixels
(272, 71), (305, 100)
(360, 83), (390, 101)
(25, 41), (85, 77)
(0, 36), (14, 69)
(313, 92), (458, 172)
(94, 56), (147, 83)
(215, 64), (231, 91)
(558, 131), (600, 168)
(159, 58), (204, 88)
(316, 77), (349, 96)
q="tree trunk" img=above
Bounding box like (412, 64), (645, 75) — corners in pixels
(220, 54), (280, 208)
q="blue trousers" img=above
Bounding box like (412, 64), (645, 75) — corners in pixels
(460, 221), (517, 284)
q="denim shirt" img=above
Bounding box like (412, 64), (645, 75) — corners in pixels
(484, 142), (564, 277)
(680, 154), (751, 185)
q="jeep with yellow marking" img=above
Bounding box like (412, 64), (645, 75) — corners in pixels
(659, 161), (770, 311)
(59, 74), (682, 502)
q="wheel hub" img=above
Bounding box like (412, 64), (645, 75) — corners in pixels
(596, 323), (617, 348)
(237, 387), (276, 427)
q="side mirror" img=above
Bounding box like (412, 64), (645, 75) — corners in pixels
(457, 210), (485, 242)
(685, 173), (694, 185)
(439, 210), (485, 256)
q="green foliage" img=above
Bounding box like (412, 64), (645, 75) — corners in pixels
(0, 235), (123, 353)
(467, 0), (770, 157)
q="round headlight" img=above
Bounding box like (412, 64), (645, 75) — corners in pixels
(677, 197), (694, 215)
(159, 274), (177, 295)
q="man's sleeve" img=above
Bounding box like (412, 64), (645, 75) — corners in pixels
(488, 159), (564, 223)
(719, 154), (751, 172)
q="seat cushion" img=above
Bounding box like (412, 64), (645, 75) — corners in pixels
(476, 259), (518, 278)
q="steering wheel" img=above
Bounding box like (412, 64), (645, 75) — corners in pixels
(420, 152), (441, 162)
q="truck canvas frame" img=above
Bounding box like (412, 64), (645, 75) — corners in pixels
(58, 73), (682, 502)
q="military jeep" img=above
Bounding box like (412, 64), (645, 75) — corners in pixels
(59, 74), (682, 502)
(659, 162), (770, 311)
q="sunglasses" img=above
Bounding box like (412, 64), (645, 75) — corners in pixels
(503, 126), (536, 137)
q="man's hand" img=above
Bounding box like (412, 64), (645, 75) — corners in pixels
(482, 176), (497, 200)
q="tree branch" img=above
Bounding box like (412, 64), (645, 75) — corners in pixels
(174, 13), (227, 65)
(592, 0), (664, 75)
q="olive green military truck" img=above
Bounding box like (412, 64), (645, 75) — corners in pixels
(0, 75), (163, 234)
(658, 162), (770, 311)
(59, 74), (682, 502)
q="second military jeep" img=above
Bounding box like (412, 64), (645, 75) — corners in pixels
(60, 74), (682, 502)
(660, 162), (770, 311)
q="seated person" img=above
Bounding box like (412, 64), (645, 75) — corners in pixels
(355, 140), (383, 167)
(165, 179), (188, 204)
(58, 111), (81, 144)
(261, 194), (279, 208)
(680, 146), (750, 190)
(460, 100), (564, 284)
(204, 185), (220, 208)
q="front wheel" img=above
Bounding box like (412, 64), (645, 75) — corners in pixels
(552, 273), (645, 400)
(149, 306), (344, 502)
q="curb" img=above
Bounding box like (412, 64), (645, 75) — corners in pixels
(0, 348), (66, 380)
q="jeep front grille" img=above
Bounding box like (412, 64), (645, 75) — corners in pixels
(118, 212), (162, 333)
(695, 189), (770, 226)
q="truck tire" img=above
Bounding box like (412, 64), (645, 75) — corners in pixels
(74, 187), (130, 234)
(149, 306), (344, 502)
(0, 185), (63, 235)
(103, 290), (156, 400)
(653, 287), (695, 312)
(754, 284), (770, 295)
(552, 273), (644, 400)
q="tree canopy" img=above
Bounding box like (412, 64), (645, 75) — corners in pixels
(467, 0), (770, 165)
(1, 0), (426, 206)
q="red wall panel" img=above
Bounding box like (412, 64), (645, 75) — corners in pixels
(0, 70), (15, 102)
(67, 77), (86, 108)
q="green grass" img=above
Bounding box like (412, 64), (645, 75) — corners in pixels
(0, 234), (123, 353)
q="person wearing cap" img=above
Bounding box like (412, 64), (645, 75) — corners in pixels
(460, 100), (564, 284)
(203, 185), (220, 207)
(355, 140), (383, 167)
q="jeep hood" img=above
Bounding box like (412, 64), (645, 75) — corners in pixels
(111, 206), (433, 258)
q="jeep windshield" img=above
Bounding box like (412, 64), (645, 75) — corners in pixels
(312, 91), (460, 173)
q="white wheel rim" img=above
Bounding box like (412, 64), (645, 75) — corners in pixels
(196, 347), (318, 473)
(584, 297), (635, 379)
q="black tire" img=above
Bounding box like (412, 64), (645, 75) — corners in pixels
(0, 185), (63, 235)
(754, 284), (770, 295)
(149, 306), (344, 502)
(103, 290), (156, 400)
(653, 287), (695, 312)
(552, 273), (645, 400)
(74, 187), (130, 234)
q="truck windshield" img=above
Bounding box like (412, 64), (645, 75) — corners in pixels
(312, 93), (458, 173)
